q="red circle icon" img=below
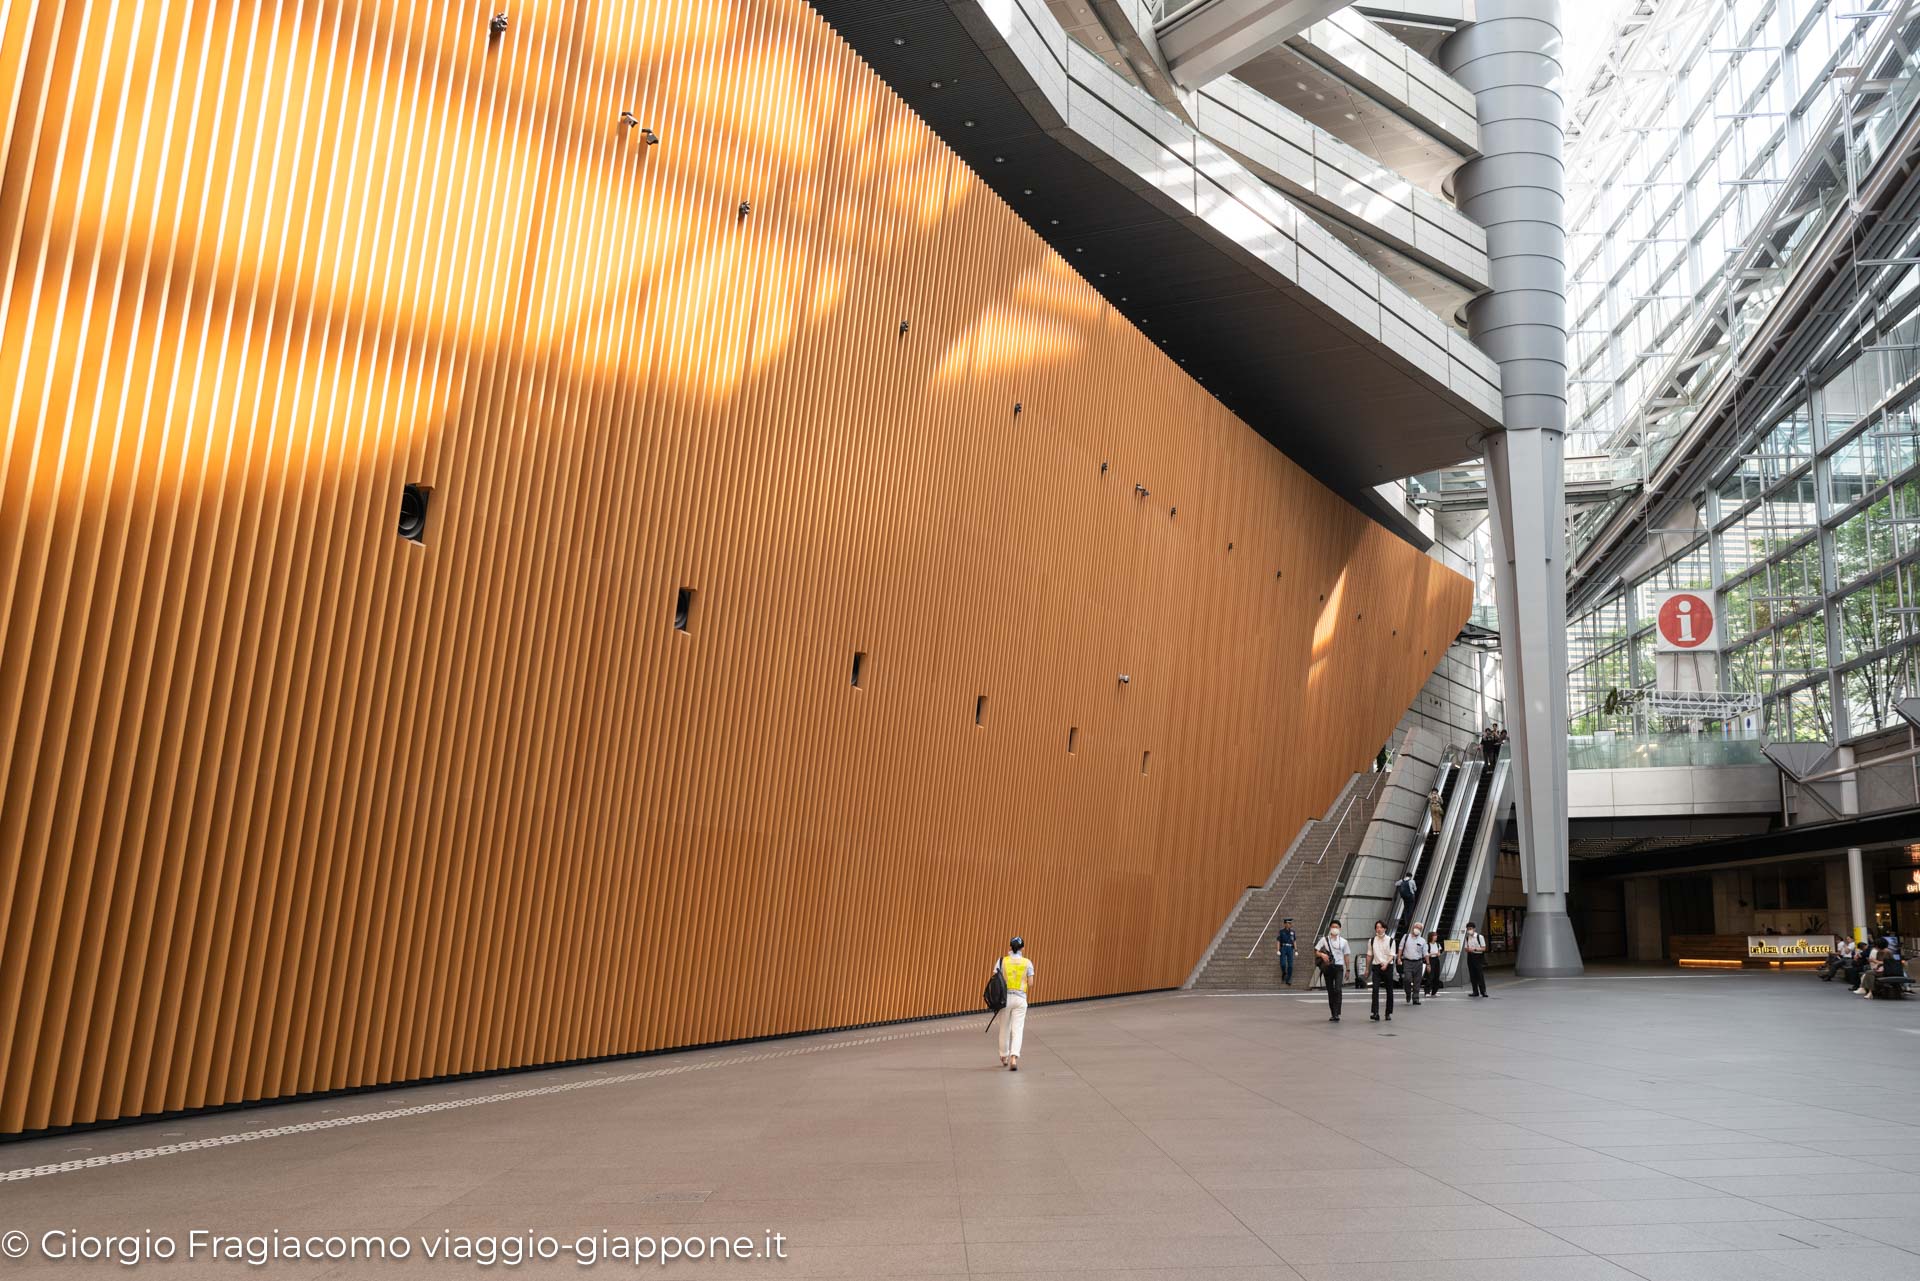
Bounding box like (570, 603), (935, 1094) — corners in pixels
(1657, 593), (1714, 648)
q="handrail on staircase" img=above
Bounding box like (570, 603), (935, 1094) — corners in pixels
(1244, 769), (1385, 960)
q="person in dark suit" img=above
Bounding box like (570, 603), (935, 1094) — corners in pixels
(1275, 918), (1297, 986)
(1462, 922), (1489, 997)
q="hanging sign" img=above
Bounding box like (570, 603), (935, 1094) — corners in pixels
(1652, 590), (1722, 652)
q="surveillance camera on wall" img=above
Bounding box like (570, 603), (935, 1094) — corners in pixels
(1118, 674), (1131, 684)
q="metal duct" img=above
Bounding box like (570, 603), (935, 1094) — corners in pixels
(1440, 0), (1568, 435)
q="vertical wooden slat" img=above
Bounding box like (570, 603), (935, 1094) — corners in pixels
(0, 0), (1474, 1135)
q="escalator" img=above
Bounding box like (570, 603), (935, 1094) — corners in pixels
(1407, 755), (1478, 939)
(1433, 749), (1512, 983)
(1431, 758), (1495, 946)
(1399, 765), (1458, 930)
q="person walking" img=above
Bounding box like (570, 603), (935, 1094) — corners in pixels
(1276, 917), (1297, 986)
(996, 937), (1036, 1069)
(1462, 922), (1489, 997)
(1392, 871), (1418, 928)
(1400, 922), (1429, 1005)
(1315, 921), (1352, 1022)
(1368, 921), (1397, 1022)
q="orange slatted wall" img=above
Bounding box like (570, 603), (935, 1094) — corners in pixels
(0, 0), (1473, 1134)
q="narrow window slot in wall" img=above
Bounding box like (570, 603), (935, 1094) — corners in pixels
(975, 695), (986, 727)
(851, 651), (866, 688)
(1067, 727), (1078, 754)
(1141, 750), (1151, 776)
(674, 587), (695, 633)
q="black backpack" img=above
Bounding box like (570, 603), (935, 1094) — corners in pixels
(984, 961), (1007, 1012)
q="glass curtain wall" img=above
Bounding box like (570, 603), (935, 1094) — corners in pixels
(1563, 0), (1896, 549)
(1569, 261), (1920, 741)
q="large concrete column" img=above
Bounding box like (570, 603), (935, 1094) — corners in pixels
(1847, 846), (1867, 943)
(1441, 0), (1581, 975)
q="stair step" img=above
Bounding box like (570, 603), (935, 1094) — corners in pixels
(1189, 776), (1388, 991)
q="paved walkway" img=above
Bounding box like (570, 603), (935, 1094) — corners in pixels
(2, 968), (1918, 1278)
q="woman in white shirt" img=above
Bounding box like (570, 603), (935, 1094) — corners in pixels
(1315, 922), (1353, 1022)
(1368, 921), (1396, 1022)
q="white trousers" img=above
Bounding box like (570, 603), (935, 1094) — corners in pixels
(998, 992), (1029, 1059)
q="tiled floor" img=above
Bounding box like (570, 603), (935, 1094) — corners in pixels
(2, 967), (1917, 1278)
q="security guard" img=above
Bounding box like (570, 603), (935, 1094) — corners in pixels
(1276, 918), (1297, 985)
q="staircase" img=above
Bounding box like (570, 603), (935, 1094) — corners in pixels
(1187, 772), (1382, 990)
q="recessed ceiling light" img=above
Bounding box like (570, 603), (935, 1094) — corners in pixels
(994, 155), (1005, 162)
(931, 80), (944, 88)
(964, 119), (975, 127)
(893, 36), (907, 45)
(1023, 188), (1034, 195)
(1050, 218), (1059, 225)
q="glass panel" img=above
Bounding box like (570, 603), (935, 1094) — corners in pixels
(1839, 575), (1902, 661)
(1725, 572), (1766, 640)
(1795, 683), (1834, 742)
(1726, 641), (1761, 694)
(1770, 538), (1824, 616)
(1719, 512), (1765, 580)
(1566, 734), (1768, 769)
(1842, 651), (1914, 735)
(1834, 495), (1898, 587)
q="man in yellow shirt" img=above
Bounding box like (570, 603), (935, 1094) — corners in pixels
(997, 937), (1036, 1070)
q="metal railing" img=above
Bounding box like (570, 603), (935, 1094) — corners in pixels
(1244, 769), (1385, 960)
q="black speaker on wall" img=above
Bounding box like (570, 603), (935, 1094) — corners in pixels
(398, 484), (431, 543)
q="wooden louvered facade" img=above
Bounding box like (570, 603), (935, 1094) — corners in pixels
(0, 0), (1473, 1135)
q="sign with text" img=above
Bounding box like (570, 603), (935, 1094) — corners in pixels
(1652, 590), (1722, 652)
(1747, 934), (1835, 958)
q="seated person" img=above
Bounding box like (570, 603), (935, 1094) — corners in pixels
(1847, 945), (1876, 990)
(1857, 947), (1883, 997)
(1822, 939), (1855, 979)
(1876, 950), (1906, 993)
